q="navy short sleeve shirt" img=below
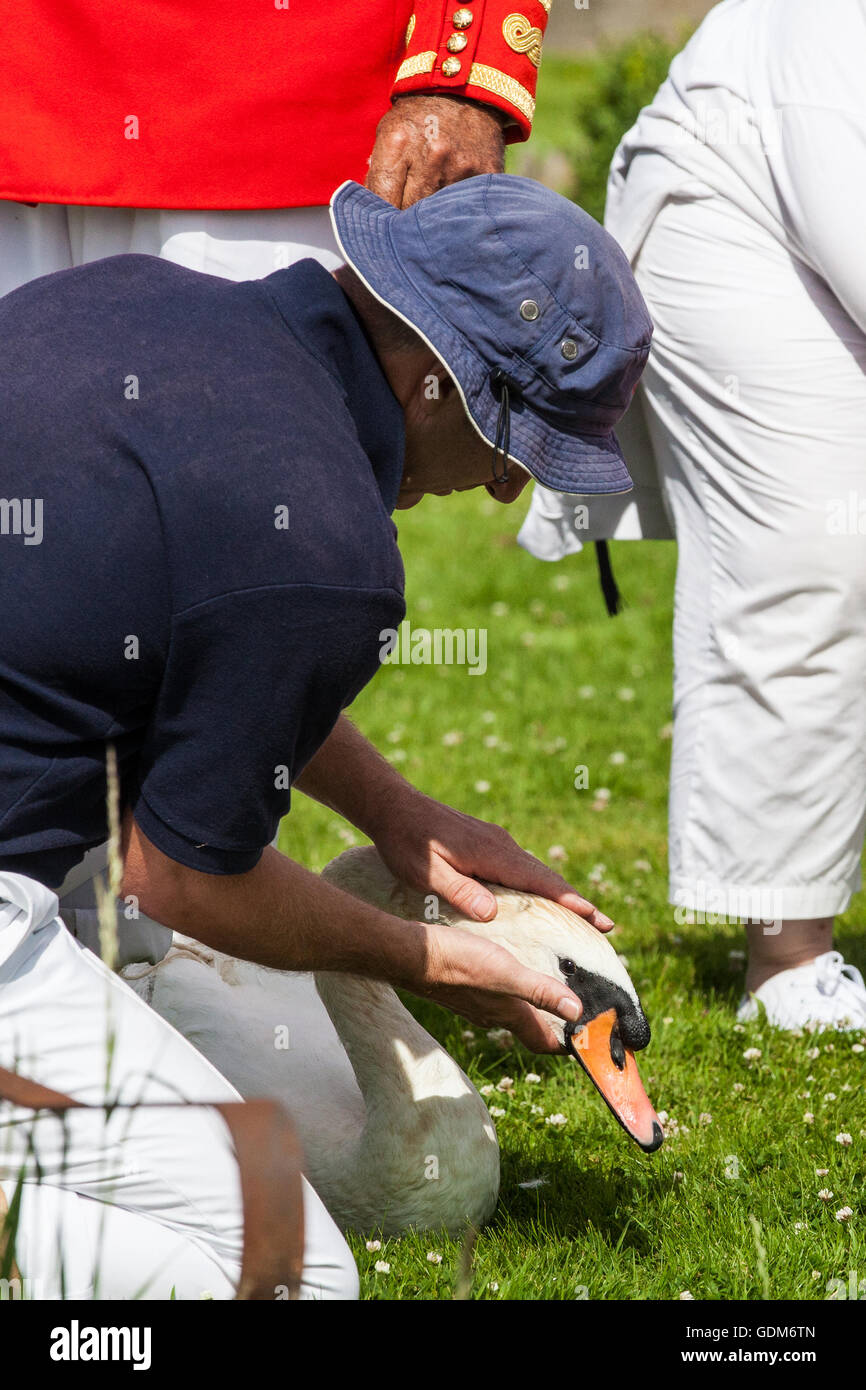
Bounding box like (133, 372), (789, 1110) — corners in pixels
(0, 256), (406, 887)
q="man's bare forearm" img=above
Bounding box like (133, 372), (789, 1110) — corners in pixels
(294, 715), (419, 838)
(123, 817), (428, 982)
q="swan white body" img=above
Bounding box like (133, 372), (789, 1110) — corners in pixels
(122, 847), (656, 1233)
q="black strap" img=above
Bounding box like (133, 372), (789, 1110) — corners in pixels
(489, 368), (513, 485)
(595, 540), (623, 617)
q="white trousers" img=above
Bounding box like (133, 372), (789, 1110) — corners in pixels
(631, 184), (866, 921)
(0, 202), (342, 294)
(0, 202), (357, 1299)
(0, 872), (358, 1301)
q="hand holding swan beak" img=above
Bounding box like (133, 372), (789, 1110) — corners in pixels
(369, 790), (615, 932)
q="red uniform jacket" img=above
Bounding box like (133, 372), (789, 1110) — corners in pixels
(0, 1), (550, 208)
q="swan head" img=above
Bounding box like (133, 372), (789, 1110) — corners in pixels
(322, 847), (663, 1154)
(440, 887), (662, 1154)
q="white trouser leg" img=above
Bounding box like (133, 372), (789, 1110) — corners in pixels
(0, 201), (340, 295)
(0, 883), (357, 1300)
(631, 187), (866, 921)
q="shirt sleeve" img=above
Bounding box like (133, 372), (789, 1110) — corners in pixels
(776, 104), (866, 336)
(131, 584), (401, 875)
(390, 0), (551, 142)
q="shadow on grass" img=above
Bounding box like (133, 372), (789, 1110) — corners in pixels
(494, 1150), (656, 1254)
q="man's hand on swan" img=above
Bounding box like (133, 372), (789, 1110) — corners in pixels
(294, 716), (615, 933)
(411, 925), (582, 1053)
(371, 793), (615, 932)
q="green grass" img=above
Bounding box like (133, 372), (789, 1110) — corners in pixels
(280, 492), (865, 1300)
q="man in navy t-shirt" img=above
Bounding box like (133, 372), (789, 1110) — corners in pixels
(0, 175), (652, 1298)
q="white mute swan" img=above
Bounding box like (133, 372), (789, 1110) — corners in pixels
(122, 846), (662, 1234)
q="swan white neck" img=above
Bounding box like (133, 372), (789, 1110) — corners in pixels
(312, 969), (499, 1233)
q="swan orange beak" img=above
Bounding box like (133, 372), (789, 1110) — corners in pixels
(568, 1007), (663, 1152)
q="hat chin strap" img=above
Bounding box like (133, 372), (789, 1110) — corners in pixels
(489, 368), (513, 486)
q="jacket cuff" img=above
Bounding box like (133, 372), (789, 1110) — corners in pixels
(390, 0), (550, 142)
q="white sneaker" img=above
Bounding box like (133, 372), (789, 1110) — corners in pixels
(737, 951), (866, 1032)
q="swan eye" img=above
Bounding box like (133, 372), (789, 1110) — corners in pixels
(559, 957), (577, 976)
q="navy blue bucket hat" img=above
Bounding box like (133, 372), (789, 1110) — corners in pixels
(329, 174), (652, 496)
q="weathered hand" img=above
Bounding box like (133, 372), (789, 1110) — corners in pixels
(366, 94), (506, 208)
(409, 921), (582, 1053)
(371, 792), (614, 930)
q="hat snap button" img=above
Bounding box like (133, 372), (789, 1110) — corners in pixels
(560, 338), (579, 360)
(519, 299), (540, 322)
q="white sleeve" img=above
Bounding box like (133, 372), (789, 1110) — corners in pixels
(776, 104), (866, 335)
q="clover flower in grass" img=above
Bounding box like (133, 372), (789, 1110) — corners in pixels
(366, 1240), (382, 1252)
(699, 1113), (713, 1126)
(836, 1132), (853, 1146)
(441, 730), (463, 746)
(426, 1252), (442, 1265)
(743, 1047), (762, 1062)
(481, 710), (496, 723)
(483, 734), (500, 749)
(818, 1189), (834, 1202)
(543, 736), (568, 754)
(679, 1291), (695, 1301)
(836, 1207), (854, 1223)
(479, 1084), (494, 1096)
(578, 685), (595, 699)
(489, 1106), (506, 1119)
(496, 1076), (515, 1093)
(852, 1042), (864, 1054)
(545, 1113), (568, 1128)
(824, 1093), (837, 1102)
(386, 748), (407, 762)
(634, 860), (652, 875)
(547, 845), (567, 862)
(658, 722), (673, 740)
(617, 687), (635, 702)
(491, 602), (509, 617)
(609, 751), (627, 765)
(816, 1168), (829, 1177)
(474, 780), (491, 793)
(374, 1261), (391, 1274)
(531, 1105), (544, 1116)
(732, 1083), (745, 1094)
(461, 1029), (475, 1042)
(804, 1112), (815, 1124)
(733, 1023), (745, 1033)
(488, 1282), (499, 1293)
(794, 1222), (805, 1231)
(487, 1027), (512, 1047)
(526, 1072), (541, 1084)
